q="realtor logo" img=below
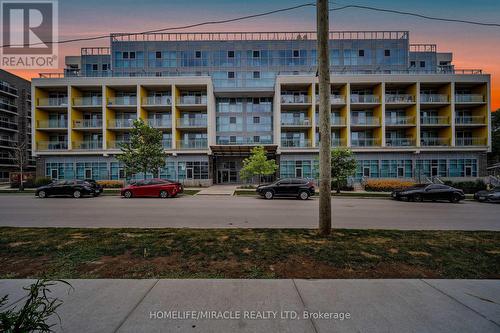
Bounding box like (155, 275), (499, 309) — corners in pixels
(1, 0), (58, 68)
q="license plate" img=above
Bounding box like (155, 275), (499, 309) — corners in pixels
(95, 189), (100, 193)
(479, 196), (485, 200)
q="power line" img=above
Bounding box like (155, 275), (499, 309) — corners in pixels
(1, 2), (499, 49)
(329, 3), (500, 27)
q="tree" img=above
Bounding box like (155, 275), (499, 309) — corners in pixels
(116, 119), (166, 179)
(331, 148), (357, 193)
(240, 146), (278, 184)
(9, 138), (29, 191)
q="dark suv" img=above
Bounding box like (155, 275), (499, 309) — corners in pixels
(256, 178), (315, 200)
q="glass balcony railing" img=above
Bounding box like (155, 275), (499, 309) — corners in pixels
(37, 97), (68, 107)
(351, 117), (380, 126)
(331, 138), (347, 147)
(0, 84), (18, 96)
(350, 94), (380, 103)
(37, 120), (68, 128)
(176, 118), (207, 128)
(315, 94), (346, 104)
(385, 94), (415, 103)
(455, 94), (484, 103)
(37, 141), (68, 150)
(72, 97), (102, 107)
(72, 141), (103, 150)
(315, 116), (347, 126)
(107, 140), (130, 149)
(73, 119), (102, 128)
(420, 116), (449, 125)
(420, 94), (449, 103)
(281, 118), (311, 126)
(177, 139), (208, 149)
(351, 138), (380, 147)
(162, 139), (172, 149)
(108, 119), (136, 128)
(216, 137), (274, 145)
(281, 95), (311, 104)
(107, 96), (137, 106)
(142, 96), (172, 106)
(420, 138), (450, 146)
(386, 138), (415, 147)
(385, 116), (415, 126)
(455, 137), (486, 146)
(0, 101), (17, 112)
(281, 139), (312, 148)
(177, 96), (207, 105)
(148, 118), (172, 128)
(0, 121), (18, 131)
(455, 116), (485, 125)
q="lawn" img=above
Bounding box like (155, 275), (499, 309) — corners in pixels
(0, 228), (498, 279)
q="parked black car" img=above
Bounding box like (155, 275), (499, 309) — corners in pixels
(85, 179), (103, 196)
(474, 187), (500, 202)
(391, 184), (465, 203)
(36, 180), (96, 198)
(256, 178), (315, 200)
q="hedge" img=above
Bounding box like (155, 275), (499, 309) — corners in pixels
(443, 180), (486, 194)
(364, 179), (415, 192)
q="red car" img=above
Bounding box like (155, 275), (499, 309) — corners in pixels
(121, 178), (183, 198)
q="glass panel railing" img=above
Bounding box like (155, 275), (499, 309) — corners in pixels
(455, 137), (486, 146)
(280, 95), (311, 104)
(72, 96), (102, 106)
(455, 116), (485, 125)
(216, 137), (274, 145)
(385, 94), (415, 103)
(281, 118), (311, 126)
(385, 116), (415, 125)
(37, 97), (68, 107)
(108, 119), (136, 128)
(281, 139), (312, 148)
(73, 119), (103, 128)
(0, 121), (18, 130)
(350, 94), (380, 103)
(455, 94), (484, 103)
(148, 118), (172, 128)
(351, 117), (380, 126)
(331, 138), (347, 147)
(176, 139), (208, 149)
(420, 138), (450, 146)
(386, 138), (415, 147)
(107, 96), (137, 106)
(176, 118), (207, 128)
(0, 84), (18, 95)
(36, 120), (68, 128)
(37, 141), (68, 150)
(420, 94), (449, 103)
(142, 96), (172, 106)
(72, 141), (103, 150)
(177, 95), (207, 105)
(107, 140), (130, 149)
(350, 138), (380, 147)
(315, 95), (346, 104)
(162, 139), (172, 149)
(420, 116), (449, 125)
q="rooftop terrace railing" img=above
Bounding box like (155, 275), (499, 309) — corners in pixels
(81, 47), (111, 56)
(409, 44), (437, 52)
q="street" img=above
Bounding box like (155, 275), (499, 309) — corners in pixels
(0, 195), (499, 230)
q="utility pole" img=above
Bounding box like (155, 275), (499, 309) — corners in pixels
(317, 0), (332, 235)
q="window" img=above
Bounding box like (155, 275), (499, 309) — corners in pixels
(195, 51), (201, 58)
(253, 50), (260, 58)
(156, 51), (162, 59)
(229, 117), (236, 124)
(253, 71), (260, 79)
(253, 116), (260, 124)
(92, 64), (98, 71)
(130, 52), (136, 59)
(420, 61), (426, 68)
(358, 50), (365, 57)
(410, 61), (416, 67)
(227, 71), (235, 79)
(253, 136), (260, 143)
(384, 49), (391, 57)
(102, 64), (109, 71)
(227, 50), (235, 58)
(293, 50), (300, 58)
(123, 52), (129, 59)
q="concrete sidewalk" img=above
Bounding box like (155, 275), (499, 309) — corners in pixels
(0, 279), (498, 333)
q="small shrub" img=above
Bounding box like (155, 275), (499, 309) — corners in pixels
(364, 179), (415, 192)
(443, 179), (486, 194)
(331, 180), (354, 191)
(239, 185), (256, 189)
(96, 180), (124, 188)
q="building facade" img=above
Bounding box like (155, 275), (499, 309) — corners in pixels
(32, 32), (491, 185)
(0, 70), (34, 182)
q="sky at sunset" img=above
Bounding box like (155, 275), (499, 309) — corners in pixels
(4, 0), (499, 110)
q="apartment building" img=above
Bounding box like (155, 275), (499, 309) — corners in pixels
(32, 31), (491, 185)
(0, 70), (34, 182)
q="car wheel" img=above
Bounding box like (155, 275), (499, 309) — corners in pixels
(38, 190), (46, 198)
(123, 190), (133, 199)
(264, 190), (274, 200)
(159, 190), (169, 199)
(298, 191), (309, 200)
(73, 190), (81, 199)
(451, 193), (462, 203)
(413, 194), (423, 202)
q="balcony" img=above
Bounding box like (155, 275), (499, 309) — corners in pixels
(281, 139), (312, 148)
(148, 118), (172, 128)
(385, 94), (415, 104)
(421, 138), (450, 147)
(351, 138), (380, 147)
(386, 138), (415, 147)
(107, 140), (130, 149)
(351, 117), (380, 126)
(331, 138), (347, 147)
(350, 94), (380, 104)
(177, 96), (207, 105)
(281, 118), (311, 127)
(107, 119), (136, 129)
(455, 116), (486, 125)
(73, 119), (103, 129)
(72, 97), (102, 108)
(142, 96), (172, 106)
(216, 137), (274, 145)
(281, 95), (311, 104)
(0, 139), (16, 148)
(385, 116), (415, 126)
(0, 120), (18, 131)
(37, 141), (68, 151)
(72, 140), (103, 150)
(315, 95), (346, 104)
(162, 139), (172, 149)
(420, 116), (449, 126)
(107, 96), (137, 109)
(176, 139), (208, 149)
(36, 119), (68, 129)
(0, 84), (18, 96)
(0, 100), (17, 114)
(420, 94), (449, 103)
(176, 118), (207, 129)
(455, 94), (484, 103)
(455, 137), (487, 147)
(37, 97), (68, 110)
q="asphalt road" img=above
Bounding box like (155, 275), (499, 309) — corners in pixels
(0, 194), (499, 230)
